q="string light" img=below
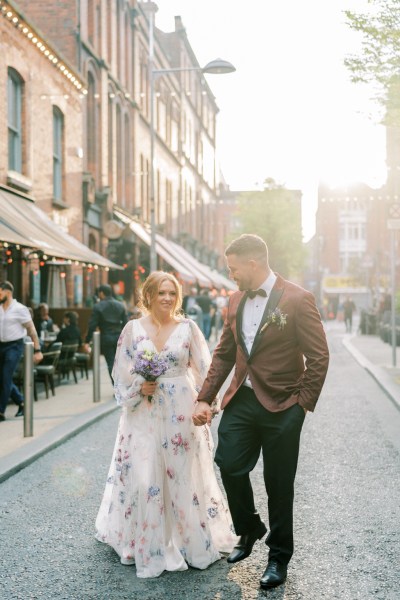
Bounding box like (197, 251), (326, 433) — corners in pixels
(0, 0), (87, 94)
(0, 240), (113, 272)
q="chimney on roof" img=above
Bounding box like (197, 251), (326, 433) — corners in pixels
(174, 15), (185, 33)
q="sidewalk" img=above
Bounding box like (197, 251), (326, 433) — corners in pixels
(0, 358), (115, 482)
(343, 331), (400, 410)
(1, 327), (398, 484)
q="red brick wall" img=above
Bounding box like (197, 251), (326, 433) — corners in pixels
(0, 10), (84, 241)
(15, 0), (79, 67)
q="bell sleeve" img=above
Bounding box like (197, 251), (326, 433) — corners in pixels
(188, 319), (220, 415)
(112, 322), (145, 410)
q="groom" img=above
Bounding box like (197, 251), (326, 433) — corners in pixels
(193, 234), (329, 589)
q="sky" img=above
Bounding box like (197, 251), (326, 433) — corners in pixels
(155, 0), (388, 240)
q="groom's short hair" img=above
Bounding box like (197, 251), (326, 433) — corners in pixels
(225, 234), (269, 265)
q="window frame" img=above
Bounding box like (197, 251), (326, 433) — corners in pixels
(7, 68), (23, 173)
(53, 106), (64, 203)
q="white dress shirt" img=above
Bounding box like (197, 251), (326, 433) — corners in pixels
(242, 272), (277, 388)
(0, 299), (31, 342)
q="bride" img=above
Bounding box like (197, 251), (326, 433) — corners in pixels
(95, 271), (236, 578)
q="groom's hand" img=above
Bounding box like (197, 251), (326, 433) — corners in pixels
(192, 401), (212, 426)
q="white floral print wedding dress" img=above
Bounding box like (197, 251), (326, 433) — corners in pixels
(95, 318), (236, 578)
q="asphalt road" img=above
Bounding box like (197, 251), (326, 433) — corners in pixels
(1, 328), (399, 600)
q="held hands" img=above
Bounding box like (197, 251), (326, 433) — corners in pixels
(141, 381), (157, 397)
(192, 401), (212, 427)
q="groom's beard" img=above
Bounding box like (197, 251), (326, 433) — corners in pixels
(237, 276), (253, 292)
(0, 297), (7, 304)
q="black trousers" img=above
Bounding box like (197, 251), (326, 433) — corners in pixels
(101, 333), (120, 381)
(215, 386), (305, 566)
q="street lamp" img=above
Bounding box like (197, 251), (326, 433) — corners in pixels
(144, 2), (236, 271)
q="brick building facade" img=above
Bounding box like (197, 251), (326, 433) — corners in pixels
(13, 0), (230, 301)
(0, 0), (96, 306)
(311, 182), (397, 317)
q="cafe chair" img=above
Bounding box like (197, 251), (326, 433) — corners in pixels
(57, 343), (79, 384)
(74, 351), (90, 380)
(35, 345), (62, 398)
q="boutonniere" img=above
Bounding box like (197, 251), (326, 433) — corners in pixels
(260, 308), (287, 333)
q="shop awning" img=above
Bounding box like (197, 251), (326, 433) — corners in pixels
(155, 235), (211, 288)
(113, 208), (237, 289)
(122, 217), (196, 283)
(167, 240), (237, 291)
(0, 187), (121, 269)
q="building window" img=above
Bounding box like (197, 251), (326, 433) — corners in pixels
(117, 0), (123, 81)
(88, 0), (94, 46)
(53, 107), (64, 202)
(7, 68), (23, 173)
(86, 70), (100, 183)
(107, 1), (112, 64)
(116, 104), (123, 204)
(95, 3), (101, 52)
(140, 154), (145, 220)
(124, 10), (130, 89)
(124, 113), (131, 210)
(108, 89), (114, 191)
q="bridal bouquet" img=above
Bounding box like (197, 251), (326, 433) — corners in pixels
(133, 349), (169, 401)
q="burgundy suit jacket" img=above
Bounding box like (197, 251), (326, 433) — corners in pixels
(197, 274), (329, 412)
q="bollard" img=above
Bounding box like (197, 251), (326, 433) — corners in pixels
(23, 341), (34, 437)
(93, 331), (101, 403)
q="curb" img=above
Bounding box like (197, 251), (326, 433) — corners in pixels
(342, 336), (400, 412)
(0, 400), (118, 483)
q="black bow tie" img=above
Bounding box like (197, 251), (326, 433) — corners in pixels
(246, 288), (267, 299)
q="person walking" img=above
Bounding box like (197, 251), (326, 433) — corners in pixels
(195, 288), (214, 341)
(343, 297), (356, 333)
(182, 286), (198, 313)
(0, 281), (43, 422)
(182, 286), (203, 331)
(193, 234), (329, 590)
(83, 284), (127, 380)
(95, 272), (236, 578)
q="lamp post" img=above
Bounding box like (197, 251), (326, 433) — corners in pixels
(144, 2), (236, 272)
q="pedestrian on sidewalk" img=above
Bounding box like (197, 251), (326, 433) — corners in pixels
(343, 296), (356, 333)
(0, 281), (43, 422)
(83, 284), (127, 381)
(193, 234), (329, 590)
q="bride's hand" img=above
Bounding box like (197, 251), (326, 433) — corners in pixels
(141, 381), (157, 396)
(192, 401), (212, 426)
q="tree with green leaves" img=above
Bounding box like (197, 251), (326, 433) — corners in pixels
(345, 0), (400, 123)
(229, 179), (306, 279)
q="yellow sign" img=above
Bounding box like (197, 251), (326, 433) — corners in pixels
(322, 276), (361, 288)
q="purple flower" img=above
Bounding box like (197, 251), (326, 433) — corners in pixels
(148, 485), (160, 499)
(133, 350), (169, 382)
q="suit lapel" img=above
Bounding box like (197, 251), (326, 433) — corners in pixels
(249, 281), (284, 358)
(235, 292), (249, 359)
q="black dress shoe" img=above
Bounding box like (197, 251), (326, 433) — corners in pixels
(15, 404), (24, 417)
(0, 413), (5, 422)
(227, 522), (267, 563)
(260, 560), (287, 589)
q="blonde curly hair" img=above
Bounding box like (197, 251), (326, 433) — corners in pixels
(139, 271), (183, 319)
